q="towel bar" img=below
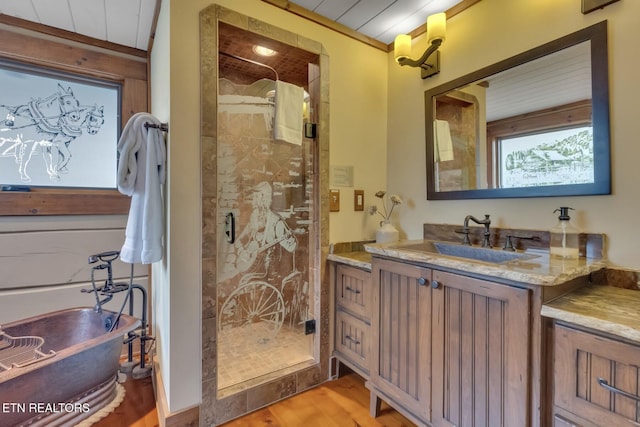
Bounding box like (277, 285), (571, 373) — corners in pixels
(144, 122), (168, 132)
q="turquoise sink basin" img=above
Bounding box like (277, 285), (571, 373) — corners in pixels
(391, 241), (536, 264)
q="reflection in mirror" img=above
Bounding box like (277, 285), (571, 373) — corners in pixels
(425, 21), (610, 199)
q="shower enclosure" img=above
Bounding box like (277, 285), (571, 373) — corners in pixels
(200, 7), (329, 423)
(215, 19), (320, 393)
(216, 76), (315, 390)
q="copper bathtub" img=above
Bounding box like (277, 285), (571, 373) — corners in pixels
(0, 307), (140, 426)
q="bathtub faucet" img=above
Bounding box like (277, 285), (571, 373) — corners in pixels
(82, 250), (127, 313)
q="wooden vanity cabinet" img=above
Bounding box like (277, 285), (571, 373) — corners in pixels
(368, 257), (534, 426)
(553, 324), (640, 426)
(369, 257), (433, 425)
(431, 270), (531, 427)
(333, 263), (372, 377)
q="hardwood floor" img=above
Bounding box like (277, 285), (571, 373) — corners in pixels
(93, 375), (159, 427)
(220, 373), (416, 427)
(97, 372), (415, 427)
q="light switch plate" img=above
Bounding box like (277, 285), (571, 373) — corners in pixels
(329, 189), (340, 212)
(354, 190), (364, 211)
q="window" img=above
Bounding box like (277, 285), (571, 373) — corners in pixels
(498, 126), (593, 188)
(0, 59), (121, 189)
(486, 99), (592, 190)
(0, 22), (148, 215)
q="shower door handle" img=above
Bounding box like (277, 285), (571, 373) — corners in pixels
(225, 212), (235, 244)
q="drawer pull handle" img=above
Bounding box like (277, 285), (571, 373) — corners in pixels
(418, 277), (427, 286)
(597, 378), (640, 401)
(345, 286), (361, 294)
(345, 335), (361, 345)
(431, 280), (441, 289)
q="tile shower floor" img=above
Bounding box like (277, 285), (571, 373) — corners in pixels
(217, 322), (314, 390)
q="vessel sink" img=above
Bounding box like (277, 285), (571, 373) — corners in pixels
(391, 241), (535, 264)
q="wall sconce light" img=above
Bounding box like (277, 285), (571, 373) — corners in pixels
(394, 12), (446, 79)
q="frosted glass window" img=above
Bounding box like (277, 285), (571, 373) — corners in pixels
(0, 60), (121, 189)
(499, 126), (594, 188)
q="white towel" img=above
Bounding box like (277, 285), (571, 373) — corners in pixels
(434, 119), (454, 162)
(274, 80), (304, 145)
(117, 113), (166, 264)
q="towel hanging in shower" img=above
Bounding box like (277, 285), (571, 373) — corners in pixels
(117, 112), (166, 264)
(274, 80), (304, 146)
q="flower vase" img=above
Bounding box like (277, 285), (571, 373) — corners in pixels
(376, 221), (399, 243)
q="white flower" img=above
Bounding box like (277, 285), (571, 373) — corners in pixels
(389, 194), (403, 205)
(368, 190), (402, 222)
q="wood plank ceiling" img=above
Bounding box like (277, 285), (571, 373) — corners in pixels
(0, 0), (158, 51)
(288, 0), (464, 44)
(0, 0), (464, 52)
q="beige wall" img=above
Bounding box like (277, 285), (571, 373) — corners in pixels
(388, 0), (639, 269)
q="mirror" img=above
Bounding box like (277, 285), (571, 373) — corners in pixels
(425, 21), (610, 199)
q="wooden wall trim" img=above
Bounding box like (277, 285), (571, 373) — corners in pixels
(402, 0), (483, 48)
(0, 190), (130, 216)
(152, 361), (200, 427)
(486, 99), (593, 138)
(261, 0), (482, 52)
(261, 0), (387, 50)
(0, 13), (147, 59)
(0, 28), (147, 80)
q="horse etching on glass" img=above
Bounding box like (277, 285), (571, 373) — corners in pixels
(0, 84), (105, 182)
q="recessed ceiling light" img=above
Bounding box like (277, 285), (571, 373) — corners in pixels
(253, 45), (277, 57)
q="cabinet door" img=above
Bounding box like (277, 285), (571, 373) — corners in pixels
(554, 324), (640, 426)
(336, 264), (371, 321)
(370, 257), (432, 423)
(335, 310), (370, 373)
(431, 270), (531, 427)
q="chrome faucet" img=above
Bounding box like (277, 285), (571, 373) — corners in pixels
(462, 214), (492, 247)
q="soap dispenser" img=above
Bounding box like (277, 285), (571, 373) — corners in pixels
(550, 207), (579, 260)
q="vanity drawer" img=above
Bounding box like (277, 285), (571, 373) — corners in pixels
(554, 324), (640, 426)
(335, 264), (371, 321)
(335, 310), (370, 374)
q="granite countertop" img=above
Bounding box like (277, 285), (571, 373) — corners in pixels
(329, 240), (640, 343)
(542, 284), (640, 343)
(364, 239), (607, 286)
(327, 251), (372, 271)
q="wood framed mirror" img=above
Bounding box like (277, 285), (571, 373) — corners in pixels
(425, 21), (610, 200)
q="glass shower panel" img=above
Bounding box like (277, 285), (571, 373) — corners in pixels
(216, 78), (314, 390)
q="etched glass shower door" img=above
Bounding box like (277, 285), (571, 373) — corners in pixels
(216, 78), (315, 390)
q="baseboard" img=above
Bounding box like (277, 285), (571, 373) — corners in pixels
(152, 360), (200, 427)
